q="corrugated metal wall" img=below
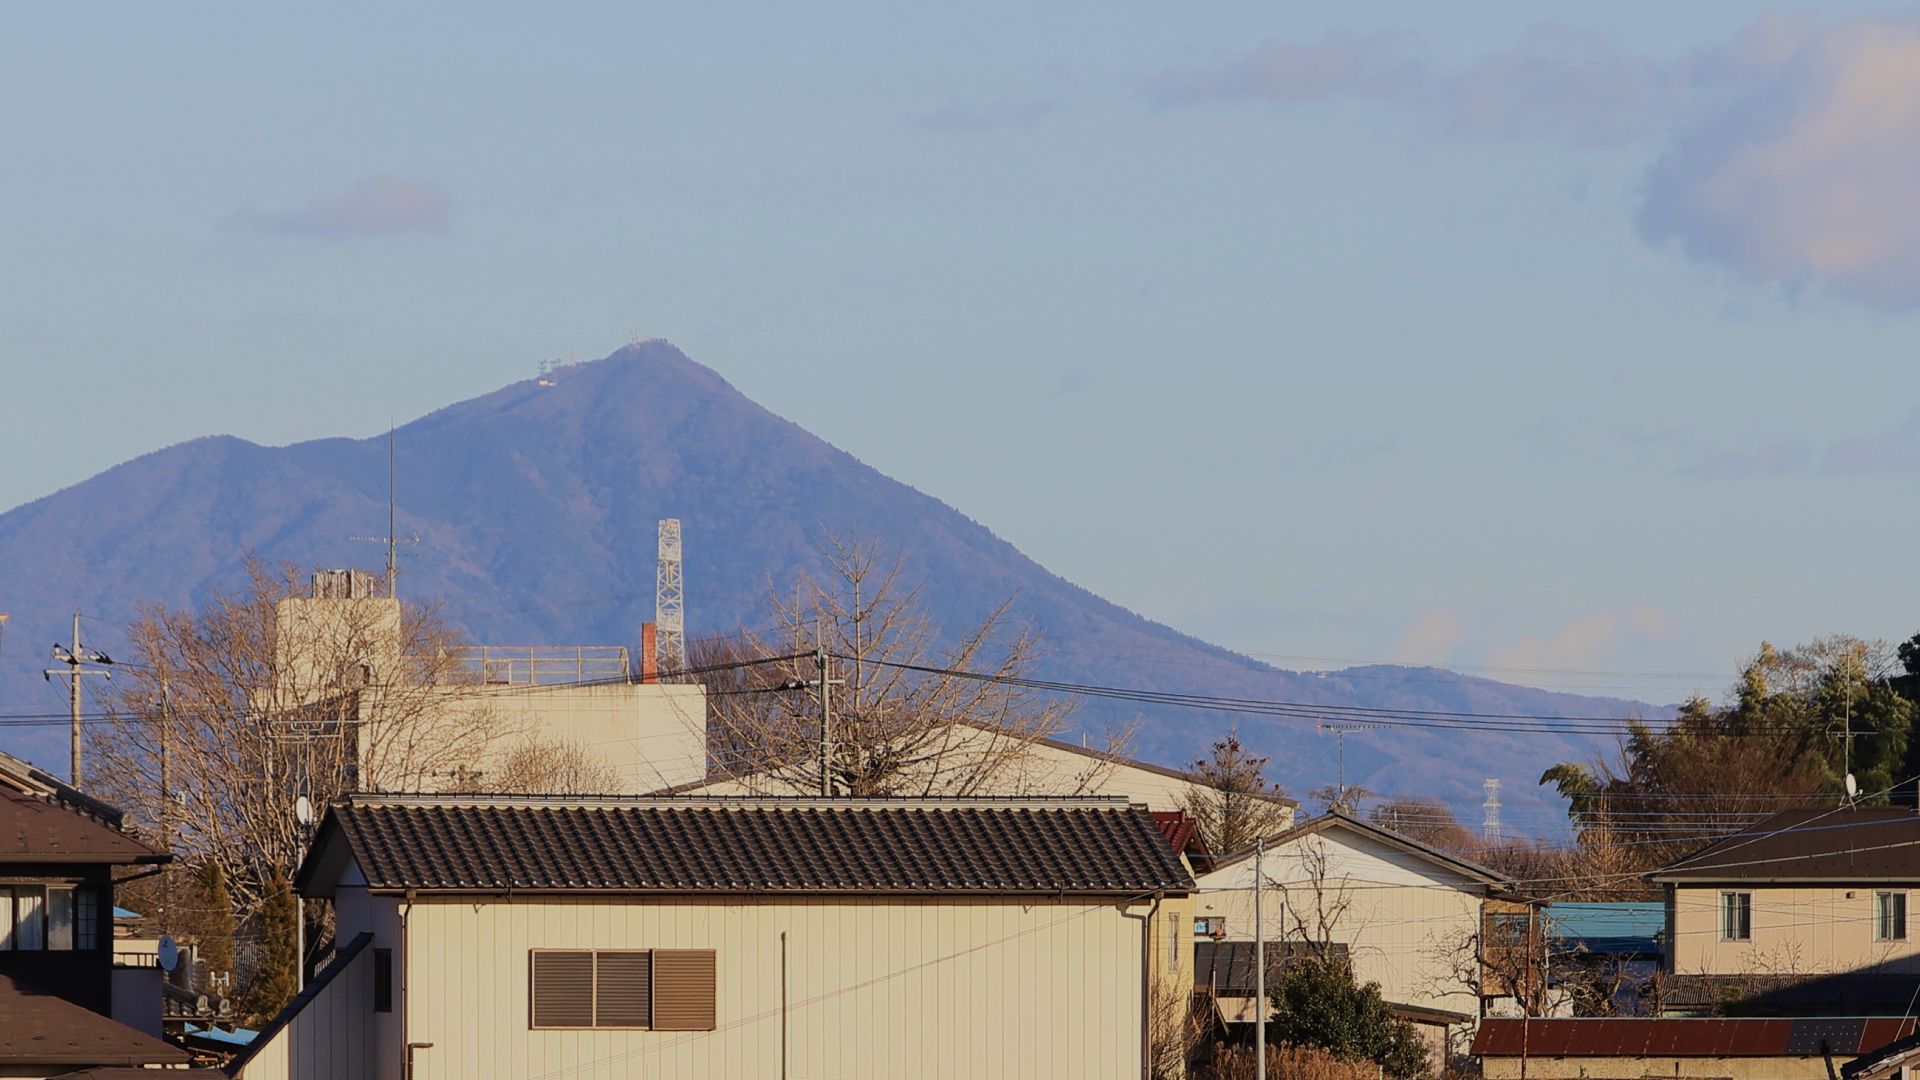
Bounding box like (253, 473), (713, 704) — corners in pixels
(401, 894), (1145, 1080)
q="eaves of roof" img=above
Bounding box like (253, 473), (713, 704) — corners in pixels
(1205, 810), (1514, 887)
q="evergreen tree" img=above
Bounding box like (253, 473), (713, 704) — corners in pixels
(193, 860), (236, 984)
(247, 882), (299, 1024)
(1268, 956), (1430, 1079)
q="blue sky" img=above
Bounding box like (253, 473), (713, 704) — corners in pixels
(3, 1), (1917, 708)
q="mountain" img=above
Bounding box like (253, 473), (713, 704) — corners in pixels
(0, 343), (1667, 823)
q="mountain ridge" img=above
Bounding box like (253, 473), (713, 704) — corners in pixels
(0, 342), (1666, 823)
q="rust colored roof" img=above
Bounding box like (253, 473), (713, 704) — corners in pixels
(1472, 1018), (1918, 1058)
(299, 794), (1195, 897)
(1651, 808), (1920, 883)
(1151, 811), (1196, 856)
(0, 788), (167, 865)
(0, 973), (190, 1067)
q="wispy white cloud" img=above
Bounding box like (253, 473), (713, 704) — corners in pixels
(1150, 26), (1668, 147)
(1153, 15), (1920, 310)
(231, 176), (450, 239)
(1641, 17), (1920, 309)
(1682, 408), (1920, 478)
(1486, 604), (1678, 674)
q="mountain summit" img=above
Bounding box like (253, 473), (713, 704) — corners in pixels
(0, 342), (1655, 816)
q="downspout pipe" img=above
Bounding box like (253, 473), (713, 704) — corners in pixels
(1122, 893), (1165, 1080)
(401, 889), (416, 1080)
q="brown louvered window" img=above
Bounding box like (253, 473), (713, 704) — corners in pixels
(529, 949), (712, 1030)
(593, 951), (653, 1028)
(530, 951), (595, 1028)
(651, 950), (717, 1031)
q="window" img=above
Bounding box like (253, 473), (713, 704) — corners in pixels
(15, 888), (44, 950)
(75, 888), (96, 951)
(1489, 912), (1531, 947)
(1878, 892), (1908, 941)
(374, 949), (393, 1012)
(1194, 917), (1226, 938)
(1721, 892), (1752, 941)
(529, 949), (714, 1031)
(46, 888), (74, 951)
(0, 888), (11, 950)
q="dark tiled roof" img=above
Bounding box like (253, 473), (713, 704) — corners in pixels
(300, 796), (1195, 896)
(0, 788), (167, 865)
(1650, 809), (1920, 883)
(1473, 1017), (1917, 1057)
(0, 748), (131, 829)
(0, 973), (189, 1067)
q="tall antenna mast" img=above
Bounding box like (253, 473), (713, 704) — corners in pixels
(1482, 778), (1503, 844)
(351, 425), (419, 597)
(655, 518), (685, 673)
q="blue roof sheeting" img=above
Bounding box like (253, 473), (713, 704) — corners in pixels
(1547, 902), (1664, 956)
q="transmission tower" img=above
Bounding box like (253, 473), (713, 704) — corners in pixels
(656, 518), (685, 673)
(1481, 778), (1503, 843)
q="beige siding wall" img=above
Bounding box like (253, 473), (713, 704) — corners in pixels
(1193, 829), (1483, 1017)
(1672, 885), (1920, 976)
(396, 893), (1147, 1080)
(236, 942), (379, 1080)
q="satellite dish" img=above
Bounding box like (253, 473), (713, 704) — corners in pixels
(1846, 774), (1860, 799)
(158, 935), (178, 973)
(294, 796), (315, 826)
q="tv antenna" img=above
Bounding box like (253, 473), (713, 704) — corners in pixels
(1317, 721), (1380, 811)
(350, 425), (420, 597)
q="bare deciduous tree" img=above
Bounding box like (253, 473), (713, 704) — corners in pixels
(92, 560), (509, 1009)
(699, 536), (1078, 796)
(485, 734), (621, 794)
(1180, 728), (1293, 861)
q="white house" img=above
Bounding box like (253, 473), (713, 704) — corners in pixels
(1191, 812), (1527, 1067)
(232, 794), (1196, 1080)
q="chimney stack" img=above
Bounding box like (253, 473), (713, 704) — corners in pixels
(640, 623), (658, 684)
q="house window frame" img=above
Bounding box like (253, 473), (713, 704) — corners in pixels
(1877, 891), (1908, 942)
(0, 885), (97, 951)
(528, 948), (715, 1032)
(1194, 917), (1225, 938)
(1720, 891), (1752, 942)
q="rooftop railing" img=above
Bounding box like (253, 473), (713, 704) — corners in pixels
(455, 646), (631, 686)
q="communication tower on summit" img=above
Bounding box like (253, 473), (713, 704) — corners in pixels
(656, 519), (685, 673)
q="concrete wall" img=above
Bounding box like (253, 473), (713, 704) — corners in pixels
(334, 891), (1147, 1080)
(1192, 825), (1485, 1019)
(1671, 886), (1920, 976)
(361, 682), (707, 795)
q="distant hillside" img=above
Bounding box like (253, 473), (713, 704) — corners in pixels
(0, 343), (1670, 822)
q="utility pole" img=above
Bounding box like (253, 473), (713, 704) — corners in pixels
(46, 613), (112, 790)
(812, 617), (843, 796)
(157, 668), (172, 853)
(1254, 834), (1266, 1080)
